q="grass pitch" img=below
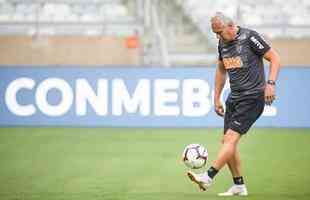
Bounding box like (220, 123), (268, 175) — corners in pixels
(0, 128), (309, 200)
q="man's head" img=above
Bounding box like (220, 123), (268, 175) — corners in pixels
(211, 12), (238, 42)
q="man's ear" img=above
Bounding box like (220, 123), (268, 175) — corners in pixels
(227, 22), (234, 27)
(227, 23), (234, 31)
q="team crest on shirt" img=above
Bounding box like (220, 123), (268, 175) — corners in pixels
(237, 44), (242, 54)
(223, 56), (243, 69)
(238, 33), (247, 40)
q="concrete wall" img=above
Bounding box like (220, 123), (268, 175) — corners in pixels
(271, 39), (310, 66)
(0, 36), (309, 66)
(0, 36), (141, 66)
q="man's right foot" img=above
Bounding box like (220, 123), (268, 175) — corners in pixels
(186, 171), (213, 191)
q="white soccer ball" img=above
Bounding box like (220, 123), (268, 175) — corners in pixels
(182, 143), (208, 169)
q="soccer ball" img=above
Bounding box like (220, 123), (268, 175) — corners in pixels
(182, 144), (208, 169)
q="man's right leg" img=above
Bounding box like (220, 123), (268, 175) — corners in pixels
(211, 129), (241, 170)
(187, 129), (241, 191)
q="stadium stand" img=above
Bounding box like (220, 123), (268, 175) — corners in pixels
(0, 0), (309, 66)
(0, 0), (142, 66)
(177, 0), (310, 38)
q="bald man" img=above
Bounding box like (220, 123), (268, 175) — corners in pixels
(187, 12), (281, 196)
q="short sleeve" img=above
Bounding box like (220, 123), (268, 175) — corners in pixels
(248, 31), (271, 56)
(218, 44), (223, 61)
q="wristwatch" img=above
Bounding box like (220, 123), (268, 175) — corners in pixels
(267, 80), (276, 85)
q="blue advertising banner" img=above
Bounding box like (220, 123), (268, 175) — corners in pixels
(0, 66), (309, 127)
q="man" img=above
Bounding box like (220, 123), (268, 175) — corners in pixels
(187, 12), (281, 196)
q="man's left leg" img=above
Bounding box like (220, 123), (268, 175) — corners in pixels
(216, 96), (265, 195)
(218, 148), (248, 196)
(227, 147), (241, 177)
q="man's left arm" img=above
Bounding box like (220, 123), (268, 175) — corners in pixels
(263, 48), (281, 105)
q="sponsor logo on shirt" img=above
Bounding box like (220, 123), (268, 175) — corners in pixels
(250, 36), (264, 49)
(222, 56), (243, 69)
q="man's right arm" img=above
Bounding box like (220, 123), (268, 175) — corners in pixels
(214, 60), (227, 117)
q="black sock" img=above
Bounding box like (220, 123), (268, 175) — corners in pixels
(207, 166), (219, 179)
(233, 176), (244, 185)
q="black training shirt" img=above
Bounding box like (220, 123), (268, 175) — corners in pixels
(218, 27), (271, 100)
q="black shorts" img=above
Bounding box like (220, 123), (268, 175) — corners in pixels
(224, 95), (265, 135)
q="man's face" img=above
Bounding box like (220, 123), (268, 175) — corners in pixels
(211, 19), (234, 42)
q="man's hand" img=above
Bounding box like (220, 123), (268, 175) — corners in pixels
(264, 84), (276, 105)
(214, 101), (225, 117)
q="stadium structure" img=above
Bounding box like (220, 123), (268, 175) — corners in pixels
(0, 1), (310, 200)
(0, 0), (309, 66)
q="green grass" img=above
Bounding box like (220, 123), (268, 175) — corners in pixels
(0, 128), (309, 200)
